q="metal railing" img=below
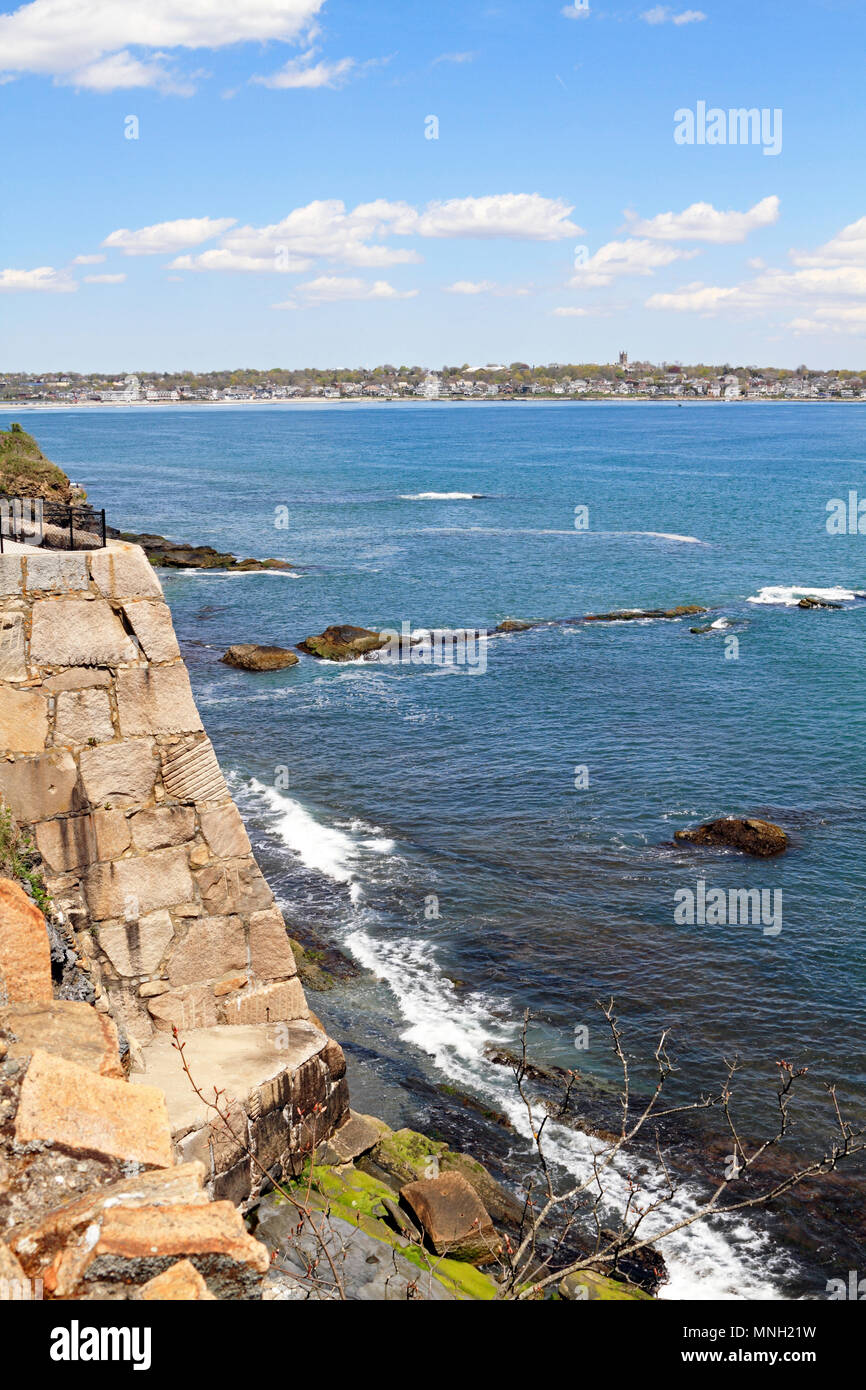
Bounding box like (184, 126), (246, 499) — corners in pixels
(0, 496), (106, 553)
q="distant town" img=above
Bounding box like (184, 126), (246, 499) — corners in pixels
(3, 355), (866, 405)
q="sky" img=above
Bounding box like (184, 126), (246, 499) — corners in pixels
(1, 0), (864, 372)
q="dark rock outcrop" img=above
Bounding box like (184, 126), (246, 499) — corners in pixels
(221, 644), (299, 671)
(297, 625), (389, 661)
(494, 618), (536, 633)
(674, 817), (788, 857)
(110, 530), (296, 573)
(798, 596), (842, 610)
(584, 604), (706, 623)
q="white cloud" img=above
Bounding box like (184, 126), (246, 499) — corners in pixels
(641, 6), (706, 23)
(103, 217), (237, 255)
(561, 4), (590, 19)
(446, 280), (531, 296)
(0, 0), (326, 88)
(84, 272), (126, 283)
(275, 275), (418, 306)
(788, 305), (866, 335)
(69, 51), (181, 93)
(790, 216), (866, 268)
(552, 306), (593, 316)
(252, 48), (356, 89)
(171, 248), (313, 273)
(416, 194), (581, 240)
(432, 51), (476, 64)
(624, 196), (779, 243)
(570, 238), (697, 286)
(646, 282), (740, 313)
(0, 266), (76, 293)
(72, 253), (106, 265)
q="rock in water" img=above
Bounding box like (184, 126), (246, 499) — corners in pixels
(221, 644), (299, 671)
(584, 604), (706, 622)
(494, 618), (536, 633)
(297, 625), (389, 661)
(674, 817), (788, 857)
(798, 595), (842, 610)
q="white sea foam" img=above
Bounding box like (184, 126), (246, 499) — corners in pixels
(400, 491), (484, 500)
(172, 567), (301, 578)
(421, 527), (707, 543)
(747, 584), (865, 606)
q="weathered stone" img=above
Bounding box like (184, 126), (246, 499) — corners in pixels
(116, 665), (202, 737)
(14, 1048), (174, 1167)
(53, 687), (114, 746)
(160, 738), (227, 803)
(138, 1258), (216, 1300)
(0, 1239), (28, 1295)
(0, 878), (53, 1004)
(194, 859), (273, 916)
(220, 979), (307, 1026)
(0, 556), (24, 596)
(0, 611), (27, 681)
(207, 1098), (248, 1173)
(221, 644), (299, 672)
(213, 973), (248, 996)
(138, 980), (170, 998)
(103, 981), (156, 1046)
(79, 738), (158, 808)
(314, 1111), (385, 1165)
(0, 750), (79, 823)
(89, 546), (163, 601)
(29, 598), (138, 667)
(34, 813), (96, 873)
(129, 805), (195, 851)
(298, 625), (388, 661)
(198, 804), (251, 859)
(248, 907), (296, 980)
(167, 916), (246, 988)
(2, 1000), (124, 1079)
(43, 668), (112, 692)
(10, 1164), (209, 1278)
(188, 843), (209, 867)
(92, 807), (132, 860)
(122, 600), (181, 663)
(559, 1269), (653, 1301)
(251, 1106), (290, 1171)
(24, 552), (89, 594)
(0, 685), (48, 753)
(674, 816), (788, 857)
(97, 910), (174, 977)
(83, 846), (195, 921)
(321, 1039), (347, 1080)
(400, 1173), (500, 1264)
(146, 986), (218, 1033)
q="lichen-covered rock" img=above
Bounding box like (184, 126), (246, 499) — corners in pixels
(674, 817), (788, 857)
(297, 625), (388, 661)
(559, 1269), (654, 1300)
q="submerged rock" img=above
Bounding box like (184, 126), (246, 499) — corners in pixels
(297, 624), (389, 661)
(220, 644), (299, 671)
(494, 618), (536, 633)
(674, 817), (788, 857)
(584, 604), (706, 623)
(798, 595), (842, 610)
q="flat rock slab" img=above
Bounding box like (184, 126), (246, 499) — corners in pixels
(14, 1048), (174, 1168)
(400, 1172), (500, 1264)
(0, 878), (53, 1004)
(314, 1111), (389, 1165)
(29, 598), (138, 667)
(2, 1000), (124, 1078)
(133, 1020), (327, 1136)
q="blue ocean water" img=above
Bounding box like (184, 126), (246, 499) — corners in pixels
(8, 401), (865, 1298)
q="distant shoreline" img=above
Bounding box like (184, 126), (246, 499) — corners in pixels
(2, 396), (864, 411)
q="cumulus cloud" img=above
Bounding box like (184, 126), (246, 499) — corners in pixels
(552, 306), (593, 316)
(0, 266), (76, 292)
(416, 194), (581, 240)
(446, 280), (531, 296)
(570, 238), (697, 287)
(72, 253), (106, 265)
(252, 49), (356, 89)
(641, 6), (706, 23)
(103, 217), (237, 255)
(624, 196), (779, 243)
(274, 276), (418, 307)
(0, 0), (326, 89)
(84, 272), (126, 283)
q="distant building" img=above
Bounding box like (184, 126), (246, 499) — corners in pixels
(618, 350), (628, 367)
(422, 373), (441, 399)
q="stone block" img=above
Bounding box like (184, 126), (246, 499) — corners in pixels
(29, 598), (138, 667)
(252, 1107), (290, 1171)
(3, 1000), (124, 1078)
(79, 737), (159, 808)
(220, 979), (307, 1026)
(14, 1048), (174, 1167)
(123, 600), (181, 663)
(167, 915), (246, 987)
(116, 665), (203, 737)
(0, 685), (48, 753)
(147, 986), (218, 1033)
(43, 668), (112, 692)
(194, 859), (274, 916)
(0, 878), (53, 1004)
(138, 1259), (216, 1301)
(83, 846), (194, 921)
(198, 804), (251, 859)
(0, 556), (24, 596)
(53, 687), (114, 746)
(92, 807), (132, 860)
(34, 814), (96, 874)
(160, 738), (228, 803)
(89, 546), (164, 600)
(97, 909), (174, 977)
(399, 1173), (500, 1264)
(0, 611), (27, 681)
(129, 805), (195, 851)
(248, 907), (296, 980)
(0, 750), (80, 822)
(24, 552), (89, 594)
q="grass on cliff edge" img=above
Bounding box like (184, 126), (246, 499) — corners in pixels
(0, 423), (75, 502)
(0, 805), (51, 913)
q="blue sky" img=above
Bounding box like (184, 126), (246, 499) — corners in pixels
(1, 0), (864, 371)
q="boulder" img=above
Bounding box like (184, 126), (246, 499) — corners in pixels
(674, 817), (788, 857)
(137, 1259), (216, 1300)
(494, 618), (535, 633)
(313, 1111), (389, 1166)
(2, 1001), (124, 1078)
(560, 1269), (654, 1301)
(798, 595), (842, 610)
(297, 625), (389, 661)
(221, 644), (299, 671)
(0, 879), (53, 1004)
(584, 604), (706, 622)
(399, 1172), (500, 1264)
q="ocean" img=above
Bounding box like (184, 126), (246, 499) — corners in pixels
(7, 400), (865, 1300)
